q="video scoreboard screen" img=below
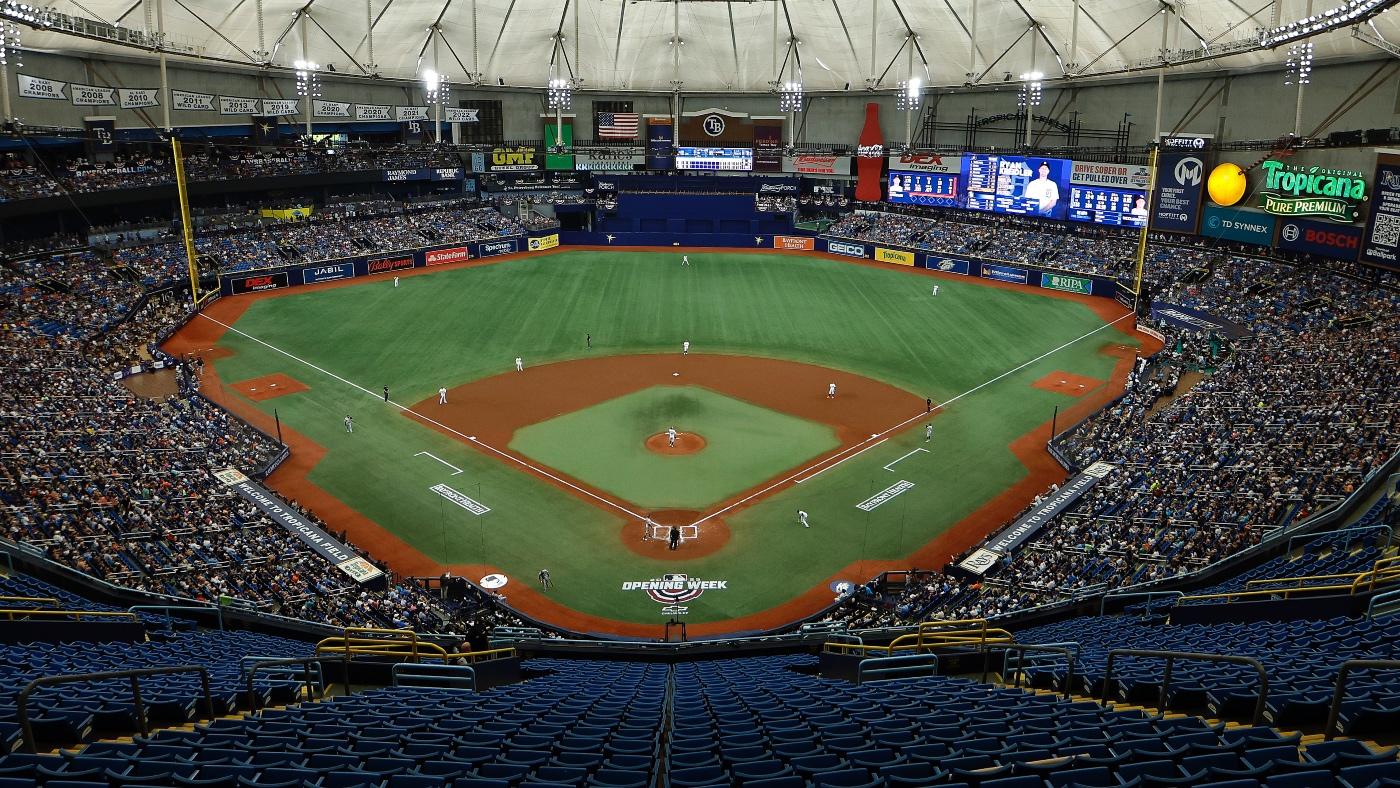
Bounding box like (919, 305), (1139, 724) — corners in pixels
(675, 147), (753, 171)
(965, 154), (1071, 219)
(886, 171), (959, 206)
(1068, 185), (1149, 227)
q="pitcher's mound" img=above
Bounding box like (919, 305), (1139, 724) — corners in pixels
(644, 432), (707, 455)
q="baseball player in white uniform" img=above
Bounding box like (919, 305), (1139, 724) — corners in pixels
(393, 276), (400, 288)
(438, 387), (448, 405)
(344, 415), (354, 433)
(682, 340), (690, 355)
(827, 382), (837, 399)
(515, 357), (524, 372)
(667, 427), (678, 447)
(925, 423), (934, 442)
(932, 284), (940, 296)
(682, 255), (690, 266)
(798, 510), (810, 528)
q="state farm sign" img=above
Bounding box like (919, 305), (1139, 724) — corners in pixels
(425, 246), (469, 266)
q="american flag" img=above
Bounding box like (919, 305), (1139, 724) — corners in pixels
(597, 112), (640, 140)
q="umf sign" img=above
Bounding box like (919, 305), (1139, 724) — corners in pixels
(490, 147), (538, 171)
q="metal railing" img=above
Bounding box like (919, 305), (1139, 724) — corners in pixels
(0, 608), (138, 622)
(1097, 591), (1184, 617)
(129, 604), (224, 630)
(392, 663), (478, 692)
(1101, 649), (1269, 725)
(1181, 556), (1400, 604)
(0, 596), (58, 607)
(856, 653), (941, 685)
(1366, 588), (1400, 621)
(1286, 523), (1393, 554)
(18, 666), (214, 753)
(242, 656), (347, 712)
(988, 643), (1079, 699)
(823, 618), (1012, 657)
(1324, 660), (1400, 739)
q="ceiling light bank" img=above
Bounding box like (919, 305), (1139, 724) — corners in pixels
(1258, 160), (1366, 222)
(1261, 0), (1388, 45)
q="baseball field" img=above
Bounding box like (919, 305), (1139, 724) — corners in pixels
(167, 247), (1152, 637)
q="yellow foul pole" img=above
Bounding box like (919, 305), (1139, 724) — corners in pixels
(1132, 145), (1160, 318)
(170, 137), (203, 304)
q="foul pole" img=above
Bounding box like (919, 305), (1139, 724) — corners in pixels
(1131, 145), (1160, 317)
(170, 137), (204, 305)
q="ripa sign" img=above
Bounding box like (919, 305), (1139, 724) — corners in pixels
(1258, 160), (1365, 223)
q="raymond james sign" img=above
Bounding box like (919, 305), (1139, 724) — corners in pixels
(217, 468), (383, 583)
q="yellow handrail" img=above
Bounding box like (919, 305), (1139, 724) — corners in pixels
(314, 627), (471, 664)
(440, 647), (518, 664)
(823, 618), (1013, 657)
(0, 609), (138, 622)
(0, 596), (59, 607)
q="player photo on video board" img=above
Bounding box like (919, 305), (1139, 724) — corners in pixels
(965, 155), (1071, 220)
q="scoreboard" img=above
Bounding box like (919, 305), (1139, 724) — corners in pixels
(675, 147), (753, 171)
(886, 171), (959, 206)
(1068, 185), (1149, 227)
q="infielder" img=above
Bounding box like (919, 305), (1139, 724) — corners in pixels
(798, 510), (810, 528)
(515, 357), (524, 372)
(383, 386), (390, 403)
(682, 340), (690, 355)
(925, 423), (934, 442)
(827, 382), (837, 399)
(344, 415), (354, 433)
(438, 387), (448, 405)
(667, 427), (678, 447)
(537, 568), (552, 590)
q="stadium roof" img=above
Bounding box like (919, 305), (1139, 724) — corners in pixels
(14, 0), (1400, 93)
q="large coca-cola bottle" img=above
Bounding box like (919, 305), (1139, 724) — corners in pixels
(854, 102), (885, 203)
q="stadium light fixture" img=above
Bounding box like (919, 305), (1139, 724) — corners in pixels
(0, 19), (20, 67)
(895, 77), (922, 111)
(294, 59), (321, 98)
(778, 80), (804, 112)
(547, 76), (572, 110)
(1284, 41), (1313, 85)
(1262, 0), (1386, 46)
(1017, 70), (1043, 108)
(423, 68), (450, 104)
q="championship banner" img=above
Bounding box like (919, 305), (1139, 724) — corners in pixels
(217, 468), (384, 583)
(445, 108), (480, 123)
(575, 150), (642, 171)
(314, 100), (351, 117)
(355, 104), (391, 121)
(395, 105), (429, 121)
(1360, 153), (1400, 269)
(171, 90), (215, 111)
(966, 461), (1115, 569)
(875, 247), (914, 266)
(218, 96), (261, 115)
(1070, 160), (1152, 190)
(261, 99), (299, 116)
(70, 84), (116, 107)
(18, 75), (66, 100)
(528, 233), (560, 251)
(118, 88), (160, 108)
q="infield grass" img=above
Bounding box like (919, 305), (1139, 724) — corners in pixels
(208, 250), (1138, 627)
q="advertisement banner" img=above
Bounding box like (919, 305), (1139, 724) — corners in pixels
(1201, 206), (1276, 246)
(544, 121), (574, 171)
(171, 89), (215, 111)
(301, 262), (355, 284)
(445, 108), (480, 123)
(774, 235), (815, 250)
(753, 124), (783, 173)
(218, 96), (261, 115)
(1070, 160), (1152, 189)
(383, 168), (431, 182)
(926, 256), (970, 275)
(825, 239), (867, 258)
(1041, 272), (1093, 294)
(1276, 217), (1362, 260)
(258, 206), (312, 221)
(1150, 302), (1251, 339)
(230, 272), (289, 294)
(854, 103), (884, 202)
(528, 234), (560, 251)
(261, 99), (298, 116)
(70, 83), (116, 107)
(355, 104), (392, 121)
(366, 255), (414, 275)
(314, 100), (351, 117)
(785, 155), (851, 175)
(431, 167), (463, 181)
(875, 246), (915, 266)
(118, 88), (159, 109)
(1151, 150), (1207, 233)
(977, 461), (1115, 559)
(489, 146), (539, 172)
(981, 263), (1028, 284)
(1361, 153), (1400, 269)
(1257, 159), (1365, 223)
(395, 105), (429, 121)
(576, 150), (643, 171)
(478, 239), (519, 257)
(646, 118), (674, 171)
(425, 246), (469, 266)
(218, 469), (383, 583)
(887, 153), (962, 174)
(18, 74), (66, 100)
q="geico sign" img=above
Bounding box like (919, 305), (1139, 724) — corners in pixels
(827, 241), (865, 257)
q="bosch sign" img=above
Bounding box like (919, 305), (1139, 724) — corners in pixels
(1277, 218), (1363, 260)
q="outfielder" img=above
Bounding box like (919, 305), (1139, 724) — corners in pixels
(798, 510), (810, 528)
(537, 568), (552, 590)
(394, 276), (400, 288)
(344, 415), (354, 433)
(438, 387), (448, 405)
(931, 284), (940, 296)
(682, 255), (690, 266)
(515, 357), (524, 372)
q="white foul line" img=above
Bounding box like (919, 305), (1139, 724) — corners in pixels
(689, 312), (1136, 527)
(198, 313), (644, 520)
(414, 451), (464, 476)
(883, 447), (929, 472)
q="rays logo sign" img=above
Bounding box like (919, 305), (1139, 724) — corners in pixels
(622, 573), (727, 616)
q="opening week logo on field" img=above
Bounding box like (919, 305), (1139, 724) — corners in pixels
(622, 573), (728, 616)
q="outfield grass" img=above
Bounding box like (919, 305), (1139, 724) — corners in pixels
(210, 250), (1137, 626)
(510, 385), (839, 510)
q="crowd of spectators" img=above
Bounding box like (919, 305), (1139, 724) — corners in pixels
(819, 232), (1399, 628)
